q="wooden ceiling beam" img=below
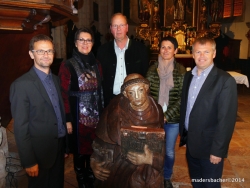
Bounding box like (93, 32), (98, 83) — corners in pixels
(0, 0), (77, 32)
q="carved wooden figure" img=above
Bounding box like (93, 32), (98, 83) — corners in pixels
(90, 73), (165, 188)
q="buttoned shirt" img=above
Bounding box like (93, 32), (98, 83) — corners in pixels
(185, 64), (214, 130)
(113, 38), (129, 95)
(34, 66), (66, 138)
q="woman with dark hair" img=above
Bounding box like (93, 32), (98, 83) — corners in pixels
(146, 36), (186, 188)
(58, 27), (103, 188)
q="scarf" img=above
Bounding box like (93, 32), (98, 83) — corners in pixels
(157, 55), (174, 111)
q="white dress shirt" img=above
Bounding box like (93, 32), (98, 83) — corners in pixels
(113, 38), (129, 95)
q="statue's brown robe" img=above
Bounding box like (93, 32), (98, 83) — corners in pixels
(92, 94), (165, 188)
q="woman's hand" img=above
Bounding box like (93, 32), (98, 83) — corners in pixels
(66, 122), (73, 134)
(164, 117), (167, 123)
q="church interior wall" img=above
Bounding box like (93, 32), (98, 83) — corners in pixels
(221, 0), (250, 59)
(75, 0), (114, 44)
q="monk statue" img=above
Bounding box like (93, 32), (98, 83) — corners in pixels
(90, 73), (165, 188)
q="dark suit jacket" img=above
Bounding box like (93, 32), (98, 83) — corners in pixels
(10, 68), (66, 169)
(96, 39), (149, 106)
(179, 66), (237, 159)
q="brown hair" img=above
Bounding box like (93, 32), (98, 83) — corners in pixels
(29, 34), (54, 50)
(74, 27), (94, 43)
(159, 36), (178, 50)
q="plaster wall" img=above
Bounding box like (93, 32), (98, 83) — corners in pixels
(75, 0), (114, 44)
(52, 25), (67, 60)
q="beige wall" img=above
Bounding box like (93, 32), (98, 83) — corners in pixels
(221, 1), (250, 59)
(52, 25), (67, 59)
(75, 0), (114, 44)
(52, 0), (114, 59)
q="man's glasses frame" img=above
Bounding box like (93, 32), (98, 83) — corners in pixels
(111, 24), (127, 29)
(32, 50), (55, 55)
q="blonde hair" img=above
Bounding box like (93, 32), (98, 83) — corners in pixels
(192, 37), (216, 51)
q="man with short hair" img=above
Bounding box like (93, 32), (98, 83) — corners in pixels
(90, 73), (165, 188)
(97, 13), (149, 107)
(179, 37), (237, 188)
(10, 34), (67, 188)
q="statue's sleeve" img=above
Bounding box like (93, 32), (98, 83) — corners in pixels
(91, 137), (116, 163)
(91, 96), (122, 163)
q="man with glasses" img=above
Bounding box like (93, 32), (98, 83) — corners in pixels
(97, 13), (149, 107)
(10, 34), (67, 188)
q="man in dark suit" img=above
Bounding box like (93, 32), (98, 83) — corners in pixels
(179, 37), (237, 188)
(97, 13), (149, 107)
(10, 34), (68, 188)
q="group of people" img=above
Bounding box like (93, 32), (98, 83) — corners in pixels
(9, 12), (237, 188)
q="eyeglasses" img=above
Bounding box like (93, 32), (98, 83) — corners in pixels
(77, 38), (93, 44)
(111, 24), (127, 29)
(32, 49), (55, 55)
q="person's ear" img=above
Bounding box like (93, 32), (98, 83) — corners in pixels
(123, 91), (128, 98)
(174, 48), (178, 55)
(213, 49), (216, 59)
(29, 51), (34, 59)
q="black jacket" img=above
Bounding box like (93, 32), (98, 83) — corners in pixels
(97, 39), (149, 106)
(10, 68), (67, 168)
(179, 66), (237, 159)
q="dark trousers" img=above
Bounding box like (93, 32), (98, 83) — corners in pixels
(186, 147), (224, 188)
(74, 154), (95, 188)
(28, 137), (65, 188)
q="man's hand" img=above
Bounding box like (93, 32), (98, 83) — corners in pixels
(90, 158), (110, 181)
(66, 122), (73, 134)
(210, 155), (222, 164)
(127, 145), (153, 165)
(26, 164), (39, 177)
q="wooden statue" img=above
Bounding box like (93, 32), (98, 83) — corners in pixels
(90, 73), (165, 188)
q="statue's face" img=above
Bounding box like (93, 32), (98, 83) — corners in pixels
(123, 83), (149, 110)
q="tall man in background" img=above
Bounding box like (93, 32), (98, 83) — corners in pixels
(97, 13), (149, 106)
(10, 34), (67, 188)
(179, 37), (237, 188)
